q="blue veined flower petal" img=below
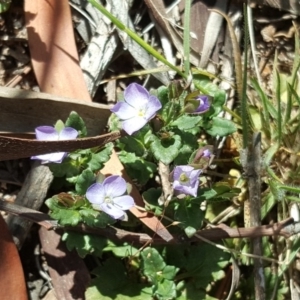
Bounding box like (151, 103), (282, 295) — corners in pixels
(86, 175), (134, 220)
(31, 125), (78, 163)
(172, 165), (202, 197)
(110, 83), (162, 135)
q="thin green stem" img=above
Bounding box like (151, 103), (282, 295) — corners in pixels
(88, 0), (186, 78)
(241, 4), (249, 148)
(183, 0), (191, 77)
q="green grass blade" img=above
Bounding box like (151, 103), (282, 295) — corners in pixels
(275, 70), (282, 145)
(88, 0), (186, 78)
(250, 78), (271, 132)
(183, 0), (192, 77)
(283, 83), (293, 127)
(241, 3), (249, 148)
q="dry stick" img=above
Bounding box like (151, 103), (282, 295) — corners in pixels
(5, 65), (32, 88)
(157, 161), (173, 205)
(1, 199), (300, 245)
(248, 132), (265, 300)
(5, 161), (54, 249)
(207, 8), (265, 299)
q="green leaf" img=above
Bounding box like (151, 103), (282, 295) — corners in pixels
(92, 257), (128, 288)
(164, 245), (188, 269)
(49, 157), (81, 178)
(0, 1), (11, 13)
(62, 231), (107, 258)
(79, 207), (102, 226)
(156, 86), (169, 107)
(81, 208), (116, 228)
(169, 114), (202, 131)
(173, 130), (198, 165)
(174, 202), (204, 237)
(107, 112), (122, 132)
(65, 111), (87, 137)
(103, 240), (139, 258)
(194, 187), (218, 201)
(150, 134), (181, 164)
(119, 152), (157, 185)
(86, 257), (152, 300)
(205, 117), (236, 136)
(87, 143), (113, 171)
(143, 188), (164, 216)
(141, 248), (178, 299)
(193, 74), (226, 117)
(265, 267), (289, 300)
(75, 168), (95, 195)
(185, 244), (230, 289)
(86, 280), (152, 300)
(118, 136), (145, 156)
(45, 197), (82, 226)
(154, 280), (177, 300)
(160, 101), (181, 125)
(54, 119), (65, 132)
(46, 195), (115, 227)
(177, 281), (218, 300)
(141, 247), (166, 282)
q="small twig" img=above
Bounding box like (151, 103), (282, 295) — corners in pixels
(5, 162), (54, 249)
(0, 199), (57, 230)
(157, 161), (173, 205)
(68, 1), (97, 28)
(248, 132), (265, 299)
(246, 4), (262, 86)
(5, 65), (32, 88)
(1, 200), (299, 247)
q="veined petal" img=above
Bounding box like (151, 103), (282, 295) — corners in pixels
(173, 165), (194, 181)
(46, 152), (66, 163)
(111, 102), (137, 120)
(31, 152), (66, 163)
(113, 195), (134, 210)
(35, 126), (59, 141)
(189, 169), (202, 185)
(86, 183), (105, 204)
(103, 176), (127, 197)
(143, 97), (162, 120)
(193, 95), (210, 113)
(173, 180), (198, 197)
(124, 83), (149, 107)
(100, 203), (125, 219)
(59, 127), (78, 140)
(122, 117), (147, 135)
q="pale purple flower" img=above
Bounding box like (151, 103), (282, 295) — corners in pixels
(191, 95), (210, 114)
(111, 83), (162, 135)
(172, 166), (202, 197)
(202, 149), (211, 157)
(31, 126), (78, 163)
(86, 175), (134, 220)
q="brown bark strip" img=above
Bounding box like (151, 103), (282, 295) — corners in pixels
(0, 131), (120, 161)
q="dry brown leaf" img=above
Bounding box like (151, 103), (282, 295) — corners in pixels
(24, 0), (172, 242)
(24, 0), (90, 101)
(0, 214), (27, 300)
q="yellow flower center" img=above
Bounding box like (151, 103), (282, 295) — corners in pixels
(138, 108), (146, 117)
(104, 196), (113, 204)
(179, 173), (189, 184)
